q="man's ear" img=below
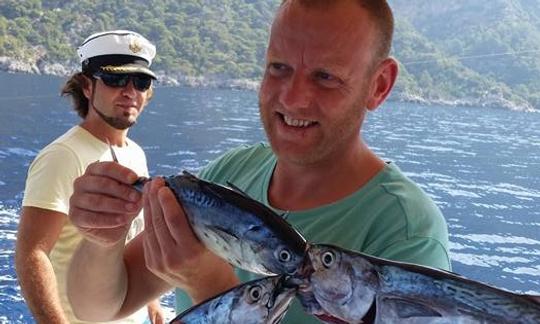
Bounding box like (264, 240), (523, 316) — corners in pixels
(366, 58), (398, 111)
(82, 75), (93, 100)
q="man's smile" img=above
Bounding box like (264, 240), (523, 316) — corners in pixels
(278, 112), (318, 129)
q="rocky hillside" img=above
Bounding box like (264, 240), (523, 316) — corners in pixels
(1, 0), (540, 111)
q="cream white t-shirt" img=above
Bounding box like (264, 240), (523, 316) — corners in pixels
(22, 125), (148, 324)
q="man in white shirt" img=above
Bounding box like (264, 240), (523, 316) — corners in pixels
(16, 30), (164, 324)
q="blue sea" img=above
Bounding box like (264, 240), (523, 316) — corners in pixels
(1, 72), (539, 322)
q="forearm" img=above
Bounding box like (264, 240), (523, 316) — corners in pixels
(67, 239), (128, 321)
(16, 251), (69, 324)
(187, 262), (240, 304)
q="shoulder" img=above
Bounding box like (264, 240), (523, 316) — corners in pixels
(35, 126), (102, 162)
(51, 126), (94, 148)
(23, 139), (84, 213)
(376, 163), (446, 235)
(29, 141), (82, 175)
(28, 127), (97, 173)
(362, 163), (450, 269)
(377, 236), (451, 271)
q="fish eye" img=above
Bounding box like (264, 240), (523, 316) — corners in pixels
(278, 249), (292, 263)
(248, 285), (263, 302)
(321, 251), (335, 268)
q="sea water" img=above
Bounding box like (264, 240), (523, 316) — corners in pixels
(1, 72), (538, 322)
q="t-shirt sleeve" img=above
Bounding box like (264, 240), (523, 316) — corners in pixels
(22, 144), (82, 215)
(376, 236), (452, 271)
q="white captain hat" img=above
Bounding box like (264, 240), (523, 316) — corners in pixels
(77, 30), (157, 79)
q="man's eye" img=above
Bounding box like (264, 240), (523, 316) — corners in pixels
(267, 63), (290, 77)
(314, 71), (342, 88)
(315, 71), (334, 81)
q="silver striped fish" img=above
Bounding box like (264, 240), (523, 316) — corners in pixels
(170, 275), (296, 324)
(136, 171), (307, 276)
(296, 244), (540, 324)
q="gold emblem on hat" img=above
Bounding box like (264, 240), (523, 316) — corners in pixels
(129, 38), (143, 54)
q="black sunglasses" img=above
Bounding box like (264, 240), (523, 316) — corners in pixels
(93, 72), (153, 92)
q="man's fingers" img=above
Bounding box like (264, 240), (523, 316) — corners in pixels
(86, 161), (139, 185)
(143, 179), (163, 273)
(70, 191), (141, 215)
(70, 207), (138, 229)
(73, 174), (141, 203)
(150, 186), (180, 249)
(146, 180), (178, 254)
(158, 187), (200, 248)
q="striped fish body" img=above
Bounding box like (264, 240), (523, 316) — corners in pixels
(165, 172), (307, 276)
(297, 244), (540, 324)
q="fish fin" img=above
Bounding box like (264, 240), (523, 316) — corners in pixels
(226, 181), (253, 198)
(200, 225), (240, 261)
(206, 225), (240, 242)
(381, 296), (442, 318)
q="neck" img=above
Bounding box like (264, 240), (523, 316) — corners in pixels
(268, 142), (385, 211)
(80, 118), (128, 147)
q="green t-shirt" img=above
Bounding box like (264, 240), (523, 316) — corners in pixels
(176, 143), (451, 323)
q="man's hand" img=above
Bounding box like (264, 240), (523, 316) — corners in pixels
(69, 161), (143, 247)
(147, 299), (165, 324)
(142, 178), (240, 303)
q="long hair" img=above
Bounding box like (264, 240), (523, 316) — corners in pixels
(61, 72), (90, 118)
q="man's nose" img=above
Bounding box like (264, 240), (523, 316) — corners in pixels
(279, 74), (313, 111)
(121, 79), (137, 98)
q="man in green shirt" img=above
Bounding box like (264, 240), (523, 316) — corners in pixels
(174, 143), (450, 322)
(66, 0), (450, 323)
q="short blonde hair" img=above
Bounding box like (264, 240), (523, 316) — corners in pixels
(279, 0), (394, 61)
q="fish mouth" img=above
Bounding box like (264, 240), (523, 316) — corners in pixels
(283, 275), (305, 289)
(291, 248), (315, 289)
(266, 276), (297, 324)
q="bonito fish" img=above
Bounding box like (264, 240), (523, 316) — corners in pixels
(170, 275), (297, 324)
(135, 171), (307, 276)
(296, 244), (540, 324)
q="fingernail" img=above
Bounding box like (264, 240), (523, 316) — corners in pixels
(127, 174), (138, 183)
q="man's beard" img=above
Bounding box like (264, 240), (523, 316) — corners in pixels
(93, 105), (136, 130)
